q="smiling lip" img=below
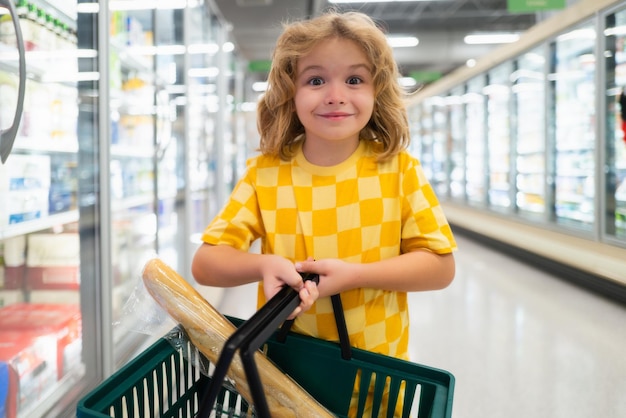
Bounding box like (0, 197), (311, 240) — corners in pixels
(320, 112), (352, 119)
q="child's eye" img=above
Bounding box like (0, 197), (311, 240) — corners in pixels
(347, 76), (363, 85)
(307, 77), (324, 86)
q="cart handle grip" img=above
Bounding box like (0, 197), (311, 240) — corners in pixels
(277, 292), (352, 360)
(197, 272), (319, 418)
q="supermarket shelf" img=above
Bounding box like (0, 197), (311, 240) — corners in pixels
(0, 210), (78, 240)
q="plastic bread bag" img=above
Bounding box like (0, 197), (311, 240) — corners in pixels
(141, 257), (334, 418)
(115, 259), (224, 379)
(116, 272), (177, 336)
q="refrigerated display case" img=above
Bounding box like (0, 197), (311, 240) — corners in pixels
(106, 6), (162, 365)
(404, 0), (626, 300)
(464, 76), (487, 205)
(513, 46), (547, 219)
(485, 62), (513, 211)
(93, 0), (235, 370)
(408, 102), (423, 159)
(429, 96), (449, 197)
(549, 21), (596, 229)
(605, 6), (626, 239)
(447, 86), (466, 201)
(410, 98), (431, 176)
(1, 1), (84, 417)
(0, 0), (236, 416)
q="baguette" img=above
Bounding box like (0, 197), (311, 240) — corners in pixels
(141, 258), (333, 418)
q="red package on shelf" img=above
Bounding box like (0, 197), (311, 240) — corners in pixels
(0, 303), (82, 379)
(0, 332), (58, 418)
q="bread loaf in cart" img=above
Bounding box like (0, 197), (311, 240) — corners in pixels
(142, 258), (333, 418)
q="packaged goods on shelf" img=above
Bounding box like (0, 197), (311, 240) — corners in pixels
(0, 303), (82, 380)
(0, 331), (58, 418)
(0, 154), (51, 192)
(0, 267), (24, 291)
(0, 291), (24, 308)
(0, 362), (6, 417)
(0, 154), (51, 225)
(49, 84), (79, 143)
(0, 245), (3, 289)
(1, 236), (25, 292)
(26, 233), (79, 290)
(118, 114), (154, 149)
(0, 189), (50, 227)
(28, 290), (79, 305)
(0, 72), (19, 134)
(20, 81), (78, 148)
(20, 79), (52, 140)
(0, 15), (16, 47)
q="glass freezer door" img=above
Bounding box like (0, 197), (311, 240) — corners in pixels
(1, 1), (86, 417)
(464, 76), (487, 205)
(605, 8), (626, 240)
(513, 47), (547, 219)
(485, 62), (513, 212)
(549, 22), (596, 230)
(429, 96), (449, 198)
(447, 87), (466, 201)
(107, 6), (160, 366)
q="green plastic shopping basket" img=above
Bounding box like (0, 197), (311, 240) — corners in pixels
(77, 275), (454, 418)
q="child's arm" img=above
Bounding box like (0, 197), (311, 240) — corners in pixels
(295, 250), (455, 298)
(192, 243), (318, 317)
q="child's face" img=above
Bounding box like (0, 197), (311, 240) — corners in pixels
(294, 37), (374, 146)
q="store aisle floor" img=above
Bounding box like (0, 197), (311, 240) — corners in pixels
(216, 234), (626, 418)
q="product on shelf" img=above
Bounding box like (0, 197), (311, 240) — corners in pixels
(0, 236), (25, 294)
(0, 154), (51, 227)
(0, 331), (57, 418)
(25, 233), (79, 291)
(0, 303), (82, 380)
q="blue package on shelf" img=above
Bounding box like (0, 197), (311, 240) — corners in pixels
(0, 361), (7, 418)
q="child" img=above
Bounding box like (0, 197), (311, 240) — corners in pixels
(192, 9), (456, 405)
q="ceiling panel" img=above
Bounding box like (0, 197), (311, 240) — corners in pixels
(212, 0), (541, 79)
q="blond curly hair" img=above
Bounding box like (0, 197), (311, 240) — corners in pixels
(256, 10), (410, 162)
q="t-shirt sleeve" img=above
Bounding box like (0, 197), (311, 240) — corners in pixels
(400, 155), (457, 254)
(200, 166), (264, 251)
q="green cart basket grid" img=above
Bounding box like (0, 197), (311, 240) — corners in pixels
(77, 316), (454, 418)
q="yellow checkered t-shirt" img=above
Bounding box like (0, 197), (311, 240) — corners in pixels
(201, 139), (456, 361)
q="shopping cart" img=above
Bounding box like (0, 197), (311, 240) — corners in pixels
(77, 274), (455, 417)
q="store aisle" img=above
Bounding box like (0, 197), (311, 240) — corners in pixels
(216, 234), (626, 418)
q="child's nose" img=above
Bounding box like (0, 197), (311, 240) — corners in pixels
(325, 83), (346, 104)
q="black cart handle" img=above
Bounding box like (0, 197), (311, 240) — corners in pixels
(197, 272), (319, 418)
(277, 293), (352, 360)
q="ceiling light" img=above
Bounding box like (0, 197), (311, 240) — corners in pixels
(387, 36), (419, 48)
(252, 81), (268, 92)
(398, 77), (417, 87)
(605, 25), (626, 37)
(188, 43), (220, 55)
(464, 33), (520, 45)
(77, 3), (99, 13)
(329, 0), (431, 3)
(189, 67), (220, 78)
(556, 28), (596, 41)
(109, 0), (186, 11)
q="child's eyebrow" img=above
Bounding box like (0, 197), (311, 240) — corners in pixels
(349, 63), (372, 73)
(298, 63), (372, 75)
(298, 64), (324, 74)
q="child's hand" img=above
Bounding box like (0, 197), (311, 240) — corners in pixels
(289, 279), (319, 319)
(295, 258), (352, 297)
(261, 255), (319, 319)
